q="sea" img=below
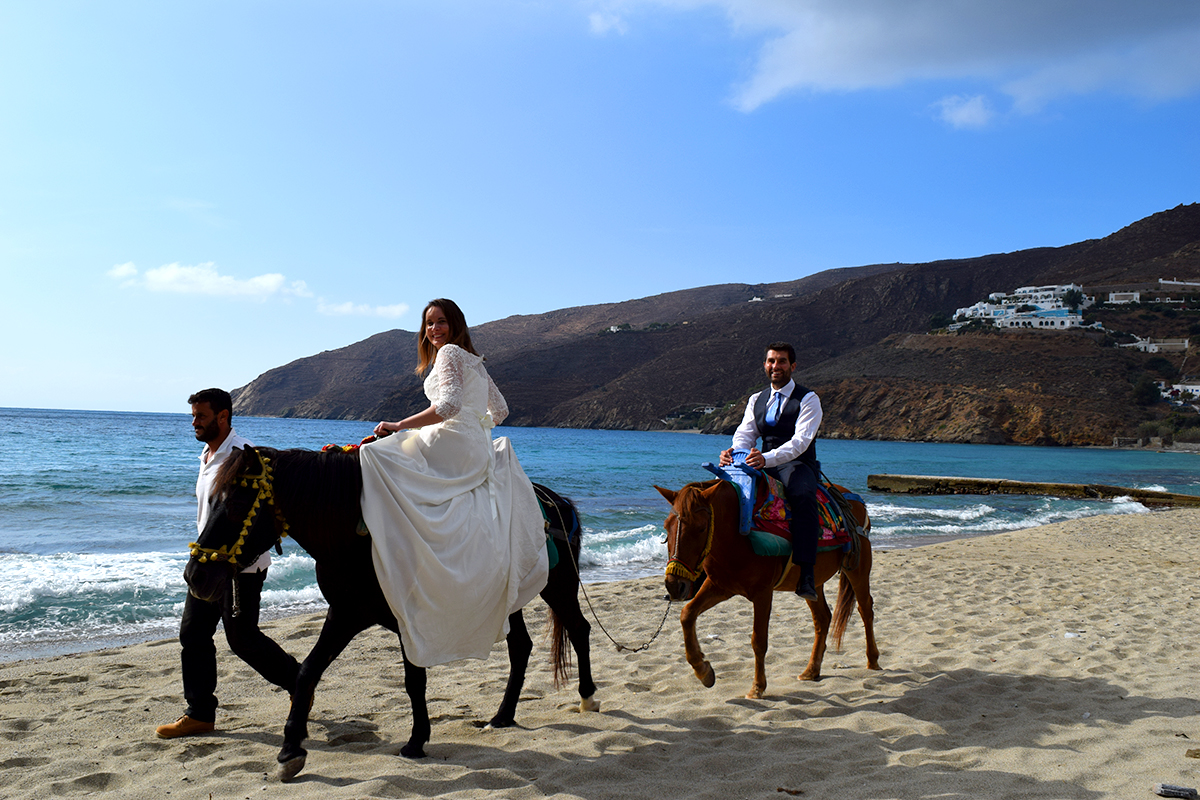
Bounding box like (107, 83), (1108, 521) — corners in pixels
(2, 406), (1198, 663)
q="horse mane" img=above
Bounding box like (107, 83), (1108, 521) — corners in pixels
(211, 445), (362, 514)
(678, 480), (722, 519)
(268, 447), (363, 515)
(213, 446), (252, 498)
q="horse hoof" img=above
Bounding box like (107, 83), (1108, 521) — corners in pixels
(277, 755), (306, 782)
(579, 695), (600, 713)
(485, 715), (515, 729)
(746, 688), (764, 700)
(400, 741), (427, 759)
(698, 663), (716, 688)
(797, 671), (820, 682)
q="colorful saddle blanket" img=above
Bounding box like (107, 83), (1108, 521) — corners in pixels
(752, 477), (856, 555)
(702, 458), (861, 557)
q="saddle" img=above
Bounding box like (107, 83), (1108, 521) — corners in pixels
(532, 482), (580, 570)
(702, 453), (863, 558)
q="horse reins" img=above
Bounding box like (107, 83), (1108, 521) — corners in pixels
(533, 484), (673, 655)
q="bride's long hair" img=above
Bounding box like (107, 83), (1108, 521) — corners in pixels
(415, 298), (479, 376)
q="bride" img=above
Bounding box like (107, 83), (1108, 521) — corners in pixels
(359, 299), (548, 668)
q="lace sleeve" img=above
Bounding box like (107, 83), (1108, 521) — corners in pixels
(485, 369), (509, 425)
(432, 345), (465, 420)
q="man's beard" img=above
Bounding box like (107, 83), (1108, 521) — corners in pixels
(194, 421), (221, 443)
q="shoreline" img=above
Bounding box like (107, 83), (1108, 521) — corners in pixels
(4, 508), (1200, 798)
(0, 526), (1023, 667)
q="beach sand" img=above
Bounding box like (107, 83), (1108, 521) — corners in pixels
(3, 510), (1200, 799)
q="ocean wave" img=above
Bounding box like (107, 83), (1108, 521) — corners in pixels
(867, 502), (996, 522)
(0, 551), (186, 614)
(259, 552), (318, 578)
(579, 533), (665, 568)
(582, 524), (660, 546)
(0, 614), (179, 649)
(871, 497), (1148, 539)
(260, 589), (328, 615)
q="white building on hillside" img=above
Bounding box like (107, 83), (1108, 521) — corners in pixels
(1118, 337), (1191, 353)
(953, 284), (1089, 330)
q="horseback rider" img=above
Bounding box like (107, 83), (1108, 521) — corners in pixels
(720, 342), (823, 601)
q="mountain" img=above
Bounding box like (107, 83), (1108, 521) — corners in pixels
(232, 203), (1200, 445)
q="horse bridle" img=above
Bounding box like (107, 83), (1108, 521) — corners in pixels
(664, 498), (714, 583)
(188, 453), (290, 568)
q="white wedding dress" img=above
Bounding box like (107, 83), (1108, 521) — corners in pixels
(359, 344), (548, 667)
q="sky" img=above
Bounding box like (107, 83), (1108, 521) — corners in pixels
(2, 0), (1198, 413)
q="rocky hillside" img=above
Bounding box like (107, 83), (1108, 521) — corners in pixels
(232, 204), (1200, 445)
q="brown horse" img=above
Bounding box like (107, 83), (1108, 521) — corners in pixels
(655, 479), (879, 699)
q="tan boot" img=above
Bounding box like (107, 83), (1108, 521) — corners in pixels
(155, 715), (215, 739)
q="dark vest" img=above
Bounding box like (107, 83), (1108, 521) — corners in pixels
(753, 384), (817, 469)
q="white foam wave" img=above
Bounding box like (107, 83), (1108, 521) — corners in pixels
(582, 524), (659, 545)
(0, 551), (186, 613)
(580, 535), (665, 568)
(872, 497), (1148, 538)
(867, 502), (995, 522)
(259, 552), (317, 578)
(260, 585), (328, 610)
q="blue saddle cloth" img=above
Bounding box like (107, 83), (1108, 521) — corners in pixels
(701, 449), (760, 534)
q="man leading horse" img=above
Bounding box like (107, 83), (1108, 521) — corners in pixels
(719, 341), (822, 601)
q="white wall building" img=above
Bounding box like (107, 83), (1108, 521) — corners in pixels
(953, 284), (1088, 330)
(1118, 337), (1191, 353)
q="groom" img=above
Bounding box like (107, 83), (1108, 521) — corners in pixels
(155, 388), (300, 739)
(720, 342), (823, 600)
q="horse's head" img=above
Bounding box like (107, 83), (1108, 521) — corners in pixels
(184, 445), (288, 602)
(655, 482), (722, 602)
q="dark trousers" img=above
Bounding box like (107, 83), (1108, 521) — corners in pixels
(179, 569), (300, 723)
(767, 461), (820, 566)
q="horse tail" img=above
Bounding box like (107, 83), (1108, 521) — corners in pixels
(534, 484), (582, 689)
(549, 601), (572, 688)
(830, 569), (857, 653)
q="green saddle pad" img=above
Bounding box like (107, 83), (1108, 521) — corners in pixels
(747, 529), (790, 557)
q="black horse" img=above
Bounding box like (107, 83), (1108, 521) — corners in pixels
(184, 444), (597, 781)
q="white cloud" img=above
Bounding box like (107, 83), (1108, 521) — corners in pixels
(934, 94), (994, 129)
(141, 263), (286, 298)
(107, 262), (138, 279)
(108, 263), (399, 318)
(589, 12), (629, 36)
(609, 0), (1200, 115)
(285, 280), (315, 298)
(318, 300), (409, 319)
(108, 262), (311, 301)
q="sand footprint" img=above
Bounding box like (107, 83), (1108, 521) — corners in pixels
(49, 771), (125, 795)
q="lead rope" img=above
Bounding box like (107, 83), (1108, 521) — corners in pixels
(533, 485), (673, 654)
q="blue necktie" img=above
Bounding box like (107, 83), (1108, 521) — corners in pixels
(765, 391), (783, 426)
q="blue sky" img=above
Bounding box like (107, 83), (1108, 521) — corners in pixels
(3, 0), (1198, 413)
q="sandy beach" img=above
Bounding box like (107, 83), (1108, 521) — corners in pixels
(3, 509), (1200, 799)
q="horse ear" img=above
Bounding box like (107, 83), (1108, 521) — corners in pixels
(699, 482), (725, 502)
(653, 486), (677, 505)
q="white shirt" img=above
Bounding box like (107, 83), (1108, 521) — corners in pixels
(197, 428), (271, 573)
(730, 379), (823, 469)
